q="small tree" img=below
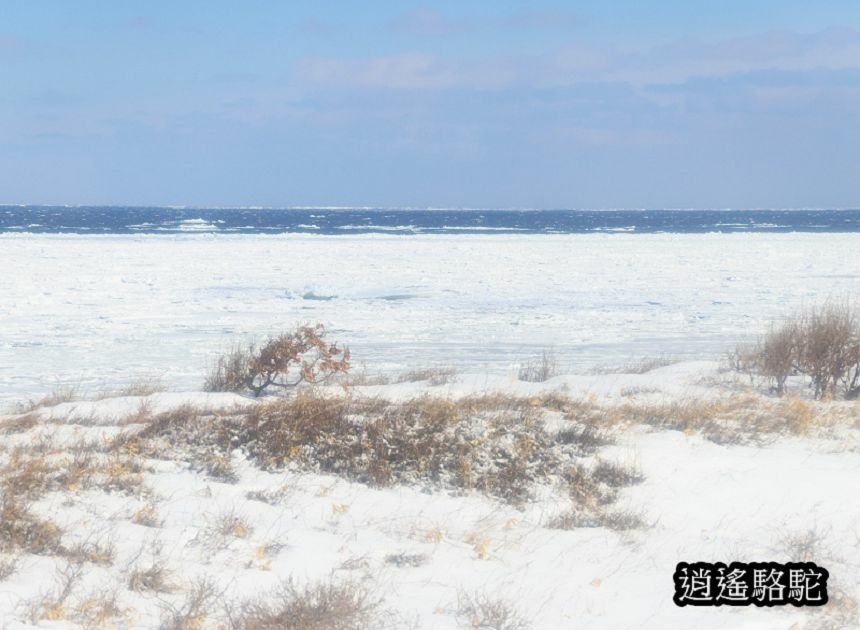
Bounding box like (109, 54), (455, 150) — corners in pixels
(206, 324), (350, 397)
(754, 322), (798, 396)
(795, 303), (860, 399)
(738, 301), (860, 399)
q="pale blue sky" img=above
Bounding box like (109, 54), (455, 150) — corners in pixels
(2, 1), (859, 207)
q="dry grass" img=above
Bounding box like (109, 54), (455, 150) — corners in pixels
(73, 589), (126, 627)
(97, 377), (167, 399)
(129, 562), (174, 593)
(27, 561), (82, 623)
(221, 393), (604, 504)
(245, 484), (291, 505)
(610, 393), (832, 444)
(65, 540), (115, 566)
(213, 509), (253, 539)
(384, 552), (427, 568)
(396, 367), (457, 386)
(456, 592), (529, 630)
(226, 579), (377, 630)
(0, 495), (63, 555)
(160, 577), (219, 630)
(0, 413), (39, 435)
(592, 355), (679, 375)
(548, 506), (648, 531)
(518, 349), (559, 382)
(132, 503), (161, 528)
(16, 385), (80, 413)
(0, 556), (18, 580)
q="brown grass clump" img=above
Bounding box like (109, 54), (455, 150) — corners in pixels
(132, 504), (161, 528)
(65, 540), (114, 566)
(214, 510), (253, 539)
(73, 590), (126, 627)
(227, 579), (377, 630)
(0, 413), (39, 435)
(0, 495), (63, 555)
(612, 394), (831, 444)
(228, 393), (576, 504)
(456, 591), (529, 630)
(129, 563), (174, 593)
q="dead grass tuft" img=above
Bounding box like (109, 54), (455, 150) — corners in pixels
(16, 385), (79, 413)
(0, 495), (63, 555)
(129, 562), (174, 593)
(227, 579), (377, 630)
(396, 367), (457, 386)
(214, 509), (253, 539)
(456, 591), (529, 630)
(0, 413), (39, 435)
(160, 577), (218, 630)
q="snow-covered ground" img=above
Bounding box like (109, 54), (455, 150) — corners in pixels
(2, 232), (860, 405)
(0, 364), (858, 629)
(2, 232), (859, 628)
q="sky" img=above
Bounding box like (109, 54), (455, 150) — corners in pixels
(1, 1), (860, 208)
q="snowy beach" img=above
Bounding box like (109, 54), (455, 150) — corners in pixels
(2, 232), (859, 405)
(1, 231), (860, 628)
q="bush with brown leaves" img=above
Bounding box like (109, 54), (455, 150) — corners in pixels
(205, 324), (350, 396)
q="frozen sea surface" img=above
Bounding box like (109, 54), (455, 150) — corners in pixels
(1, 232), (859, 404)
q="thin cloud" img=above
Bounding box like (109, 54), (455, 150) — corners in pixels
(297, 53), (463, 90)
(388, 9), (466, 36)
(508, 8), (580, 31)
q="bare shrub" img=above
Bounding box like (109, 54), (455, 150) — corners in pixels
(796, 302), (860, 399)
(739, 301), (860, 399)
(776, 527), (832, 564)
(205, 324), (350, 396)
(518, 349), (559, 382)
(228, 579), (377, 630)
(160, 577), (218, 630)
(456, 592), (529, 630)
(28, 561), (82, 623)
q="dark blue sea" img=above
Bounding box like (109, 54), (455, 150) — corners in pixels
(2, 206), (860, 235)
